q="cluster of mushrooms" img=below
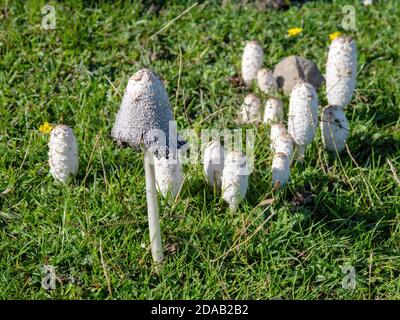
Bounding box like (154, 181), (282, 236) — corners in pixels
(46, 35), (357, 263)
(239, 35), (357, 187)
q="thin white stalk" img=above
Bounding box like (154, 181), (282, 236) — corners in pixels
(144, 149), (164, 263)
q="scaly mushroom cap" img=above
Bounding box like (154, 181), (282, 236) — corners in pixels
(326, 36), (357, 109)
(241, 41), (264, 87)
(48, 125), (79, 183)
(272, 152), (290, 187)
(154, 156), (183, 198)
(203, 140), (225, 188)
(221, 151), (249, 212)
(239, 93), (262, 124)
(270, 122), (287, 149)
(111, 69), (185, 158)
(263, 98), (283, 125)
(273, 133), (294, 159)
(257, 68), (278, 95)
(288, 82), (319, 153)
(321, 105), (349, 152)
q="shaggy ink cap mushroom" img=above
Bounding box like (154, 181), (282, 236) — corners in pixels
(48, 124), (79, 183)
(111, 69), (186, 158)
(326, 36), (357, 109)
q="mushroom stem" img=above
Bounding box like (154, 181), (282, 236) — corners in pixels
(297, 145), (305, 163)
(144, 149), (164, 263)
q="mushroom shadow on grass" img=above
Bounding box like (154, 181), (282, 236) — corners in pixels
(111, 68), (186, 263)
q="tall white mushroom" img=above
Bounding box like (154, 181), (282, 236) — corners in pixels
(203, 140), (225, 188)
(257, 68), (278, 95)
(241, 41), (264, 87)
(263, 98), (284, 125)
(326, 36), (357, 109)
(221, 151), (249, 212)
(111, 69), (185, 263)
(154, 156), (183, 199)
(239, 93), (262, 124)
(321, 105), (349, 153)
(48, 125), (79, 183)
(288, 82), (319, 161)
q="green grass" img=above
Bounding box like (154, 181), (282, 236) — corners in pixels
(0, 0), (399, 299)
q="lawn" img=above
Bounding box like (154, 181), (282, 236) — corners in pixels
(0, 0), (399, 299)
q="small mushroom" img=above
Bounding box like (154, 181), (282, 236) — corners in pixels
(241, 41), (264, 87)
(263, 98), (284, 125)
(239, 93), (262, 124)
(154, 155), (183, 200)
(270, 122), (288, 149)
(111, 69), (185, 263)
(221, 151), (249, 212)
(257, 68), (278, 95)
(320, 105), (349, 153)
(272, 152), (290, 187)
(273, 133), (294, 159)
(203, 140), (225, 188)
(48, 125), (79, 183)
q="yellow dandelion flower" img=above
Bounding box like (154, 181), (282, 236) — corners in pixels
(39, 122), (54, 134)
(329, 31), (342, 42)
(288, 27), (303, 37)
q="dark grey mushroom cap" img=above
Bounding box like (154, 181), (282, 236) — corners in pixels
(111, 69), (186, 158)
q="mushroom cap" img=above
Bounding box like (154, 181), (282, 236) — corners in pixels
(272, 152), (290, 187)
(273, 133), (294, 159)
(320, 104), (349, 152)
(48, 124), (79, 183)
(288, 82), (319, 148)
(241, 41), (264, 87)
(203, 140), (225, 188)
(111, 68), (185, 158)
(263, 97), (283, 124)
(326, 36), (357, 109)
(221, 151), (249, 212)
(154, 155), (183, 198)
(239, 93), (262, 124)
(270, 122), (287, 149)
(257, 68), (278, 95)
